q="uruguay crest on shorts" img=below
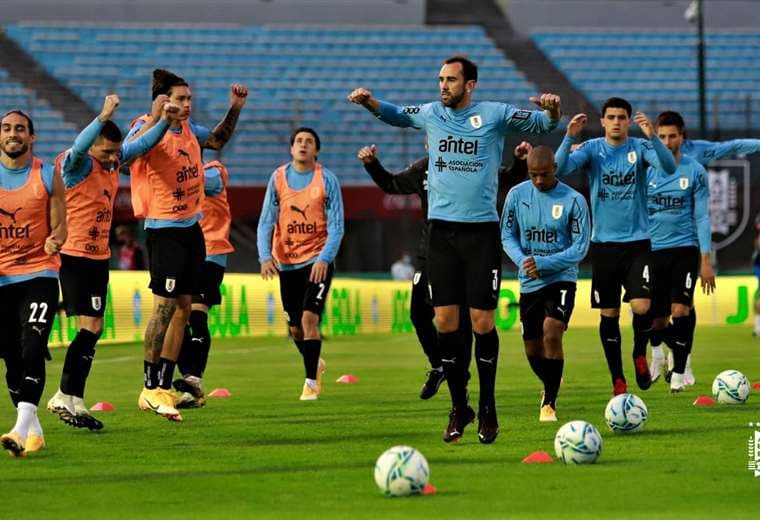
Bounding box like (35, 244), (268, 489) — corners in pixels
(165, 277), (176, 293)
(91, 296), (102, 311)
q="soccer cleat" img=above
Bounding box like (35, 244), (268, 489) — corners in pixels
(317, 358), (326, 394)
(138, 388), (182, 421)
(1, 432), (25, 458)
(72, 397), (104, 431)
(539, 404), (558, 422)
(477, 405), (499, 444)
(48, 390), (81, 428)
(173, 377), (206, 409)
(300, 381), (319, 401)
(664, 370), (673, 384)
(670, 372), (685, 393)
(419, 369), (446, 400)
(442, 405), (475, 443)
(613, 377), (627, 396)
(633, 356), (652, 390)
(650, 355), (664, 383)
(684, 368), (696, 387)
(25, 433), (46, 453)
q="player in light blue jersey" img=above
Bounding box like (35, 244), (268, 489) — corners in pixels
(349, 55), (561, 444)
(502, 146), (590, 422)
(645, 111), (716, 392)
(555, 97), (677, 396)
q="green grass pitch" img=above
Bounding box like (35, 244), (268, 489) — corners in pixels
(2, 326), (759, 519)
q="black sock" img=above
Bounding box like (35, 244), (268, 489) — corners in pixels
(671, 316), (690, 373)
(144, 360), (158, 389)
(60, 330), (86, 395)
(527, 355), (546, 383)
(661, 323), (674, 349)
(303, 339), (321, 380)
(177, 325), (193, 376)
(71, 329), (99, 398)
(412, 316), (440, 368)
(20, 325), (47, 405)
(188, 311), (211, 377)
(542, 358), (564, 407)
(649, 328), (663, 347)
(439, 331), (467, 408)
(157, 358), (176, 390)
(600, 316), (624, 384)
(458, 314), (473, 380)
(632, 313), (652, 358)
(686, 307), (697, 355)
(474, 329), (499, 408)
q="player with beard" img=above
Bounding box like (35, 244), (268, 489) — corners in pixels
(0, 111), (66, 456)
(349, 56), (561, 443)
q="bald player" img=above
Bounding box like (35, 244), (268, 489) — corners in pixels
(501, 146), (590, 421)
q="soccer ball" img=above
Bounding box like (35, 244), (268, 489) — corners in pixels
(605, 393), (648, 433)
(712, 370), (750, 404)
(554, 420), (603, 464)
(374, 446), (429, 497)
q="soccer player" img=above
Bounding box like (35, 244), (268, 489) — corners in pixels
(645, 111), (715, 391)
(357, 142), (530, 399)
(173, 159), (234, 408)
(681, 137), (760, 167)
(349, 55), (561, 443)
(46, 94), (178, 430)
(257, 128), (344, 401)
(0, 110), (66, 456)
(129, 69), (247, 421)
(555, 98), (677, 395)
(502, 145), (590, 421)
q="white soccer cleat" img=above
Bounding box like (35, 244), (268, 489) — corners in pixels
(47, 389), (75, 415)
(670, 372), (685, 393)
(649, 355), (664, 383)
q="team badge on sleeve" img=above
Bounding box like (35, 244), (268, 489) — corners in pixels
(469, 115), (482, 129)
(552, 204), (564, 219)
(91, 296), (102, 312)
(627, 151), (637, 164)
(679, 177), (689, 190)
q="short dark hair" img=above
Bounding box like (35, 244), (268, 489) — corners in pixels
(655, 110), (686, 135)
(290, 127), (321, 150)
(152, 68), (189, 100)
(98, 120), (123, 143)
(601, 97), (632, 118)
(443, 56), (478, 83)
(1, 110), (34, 135)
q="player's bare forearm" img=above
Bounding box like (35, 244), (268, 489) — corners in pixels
(205, 107), (241, 150)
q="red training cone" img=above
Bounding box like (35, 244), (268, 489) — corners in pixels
(752, 382), (760, 390)
(522, 451), (554, 464)
(208, 388), (232, 398)
(693, 395), (716, 406)
(89, 402), (114, 412)
(336, 374), (359, 384)
(422, 483), (437, 495)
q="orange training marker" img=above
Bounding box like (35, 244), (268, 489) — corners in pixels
(89, 402), (114, 412)
(422, 483), (437, 495)
(693, 395), (716, 406)
(208, 388), (232, 398)
(522, 451), (554, 463)
(336, 374), (359, 384)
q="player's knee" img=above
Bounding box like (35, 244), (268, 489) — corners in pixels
(80, 317), (104, 337)
(301, 312), (320, 337)
(599, 308), (620, 319)
(543, 319), (564, 344)
(630, 299), (650, 316)
(671, 304), (690, 318)
(434, 309), (459, 333)
(470, 311), (495, 335)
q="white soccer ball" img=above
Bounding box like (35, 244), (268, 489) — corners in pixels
(554, 420), (603, 464)
(605, 393), (648, 433)
(374, 445), (429, 497)
(712, 370), (750, 404)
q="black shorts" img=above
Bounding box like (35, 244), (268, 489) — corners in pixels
(59, 254), (109, 317)
(279, 263), (334, 327)
(427, 220), (502, 310)
(0, 277), (59, 357)
(519, 282), (577, 341)
(590, 240), (652, 308)
(651, 246), (700, 317)
(192, 261), (226, 307)
(146, 223), (206, 298)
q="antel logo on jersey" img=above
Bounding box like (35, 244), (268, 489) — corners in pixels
(602, 172), (636, 186)
(96, 207), (112, 223)
(438, 135), (479, 155)
(176, 164), (200, 183)
(525, 227), (558, 243)
(652, 194), (687, 209)
(287, 220), (318, 234)
(0, 207), (29, 239)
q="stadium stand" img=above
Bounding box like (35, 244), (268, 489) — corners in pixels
(0, 66), (78, 159)
(531, 29), (760, 132)
(5, 23), (544, 184)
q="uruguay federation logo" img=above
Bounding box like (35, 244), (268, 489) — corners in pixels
(627, 151), (637, 164)
(91, 296), (102, 312)
(469, 115), (482, 129)
(165, 278), (176, 293)
(679, 177), (689, 190)
(552, 204), (563, 219)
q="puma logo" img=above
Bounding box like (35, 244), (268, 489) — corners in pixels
(290, 204), (309, 220)
(0, 207), (22, 223)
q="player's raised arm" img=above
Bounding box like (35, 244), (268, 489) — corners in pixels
(348, 88), (426, 129)
(533, 196), (591, 276)
(120, 101), (180, 163)
(693, 165), (715, 294)
(257, 173), (280, 280)
(65, 94), (120, 173)
(204, 83), (248, 151)
(359, 145), (426, 195)
(507, 93), (561, 133)
(687, 138), (760, 165)
(636, 111), (677, 174)
(555, 113), (591, 177)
